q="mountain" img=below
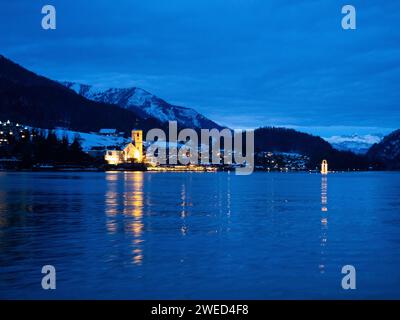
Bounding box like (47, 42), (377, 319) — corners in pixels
(254, 127), (370, 170)
(62, 82), (224, 130)
(324, 134), (383, 154)
(367, 129), (400, 169)
(0, 55), (162, 134)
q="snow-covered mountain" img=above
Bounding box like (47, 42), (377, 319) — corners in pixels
(324, 134), (383, 154)
(0, 55), (155, 133)
(62, 82), (223, 130)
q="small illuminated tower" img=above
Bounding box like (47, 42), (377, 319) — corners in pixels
(321, 160), (328, 175)
(132, 129), (143, 162)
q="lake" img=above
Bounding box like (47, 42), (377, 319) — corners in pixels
(0, 171), (399, 299)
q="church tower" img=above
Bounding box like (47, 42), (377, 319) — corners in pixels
(132, 129), (143, 162)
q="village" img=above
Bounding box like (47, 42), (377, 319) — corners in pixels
(0, 120), (326, 173)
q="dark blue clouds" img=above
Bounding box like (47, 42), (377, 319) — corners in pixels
(1, 0), (399, 134)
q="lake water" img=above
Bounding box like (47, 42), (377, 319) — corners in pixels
(0, 171), (399, 299)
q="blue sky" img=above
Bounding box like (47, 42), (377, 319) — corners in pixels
(1, 0), (399, 136)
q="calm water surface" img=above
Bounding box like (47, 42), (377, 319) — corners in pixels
(0, 171), (399, 299)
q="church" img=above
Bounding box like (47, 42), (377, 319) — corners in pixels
(105, 129), (143, 165)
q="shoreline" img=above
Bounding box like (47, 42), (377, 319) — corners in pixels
(0, 168), (398, 173)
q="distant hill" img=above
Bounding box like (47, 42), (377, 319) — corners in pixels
(62, 82), (224, 130)
(254, 127), (370, 170)
(0, 55), (162, 134)
(367, 129), (400, 169)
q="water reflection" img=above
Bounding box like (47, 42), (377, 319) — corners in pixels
(125, 172), (144, 265)
(226, 173), (231, 218)
(180, 183), (188, 235)
(319, 176), (328, 274)
(105, 172), (144, 265)
(180, 177), (195, 235)
(0, 191), (6, 228)
(180, 183), (187, 219)
(105, 173), (119, 233)
(1, 172), (400, 299)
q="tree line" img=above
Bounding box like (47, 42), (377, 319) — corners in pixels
(0, 129), (93, 168)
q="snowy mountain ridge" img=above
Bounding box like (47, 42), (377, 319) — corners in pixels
(62, 82), (223, 130)
(324, 134), (383, 154)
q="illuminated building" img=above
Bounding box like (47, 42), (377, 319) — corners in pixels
(0, 120), (30, 145)
(124, 130), (143, 163)
(104, 150), (123, 165)
(105, 129), (143, 165)
(321, 159), (328, 175)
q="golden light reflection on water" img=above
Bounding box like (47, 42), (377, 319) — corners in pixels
(319, 176), (328, 274)
(105, 172), (145, 265)
(105, 173), (119, 233)
(124, 172), (144, 265)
